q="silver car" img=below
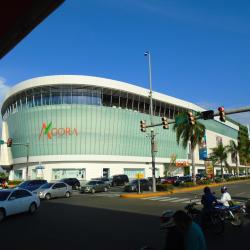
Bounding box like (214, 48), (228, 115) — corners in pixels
(80, 180), (109, 194)
(38, 182), (72, 200)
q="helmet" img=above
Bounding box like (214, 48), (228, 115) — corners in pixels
(221, 186), (227, 193)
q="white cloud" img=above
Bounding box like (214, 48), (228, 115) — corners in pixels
(0, 77), (11, 137)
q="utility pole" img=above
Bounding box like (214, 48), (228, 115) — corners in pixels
(145, 51), (157, 192)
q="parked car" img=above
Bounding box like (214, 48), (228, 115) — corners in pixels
(174, 176), (192, 186)
(60, 178), (80, 190)
(162, 176), (179, 185)
(111, 174), (129, 186)
(195, 174), (207, 181)
(92, 177), (112, 188)
(37, 182), (72, 200)
(0, 188), (40, 222)
(124, 179), (152, 192)
(80, 180), (109, 194)
(17, 180), (47, 192)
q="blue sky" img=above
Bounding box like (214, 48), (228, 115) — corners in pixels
(0, 0), (250, 126)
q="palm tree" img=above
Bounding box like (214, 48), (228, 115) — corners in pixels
(226, 140), (240, 177)
(173, 112), (206, 183)
(209, 143), (228, 179)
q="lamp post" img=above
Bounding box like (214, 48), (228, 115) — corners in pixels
(144, 51), (157, 192)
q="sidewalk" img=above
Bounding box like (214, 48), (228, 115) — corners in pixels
(120, 179), (250, 199)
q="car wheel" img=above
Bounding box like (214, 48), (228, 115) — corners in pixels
(0, 208), (5, 222)
(29, 203), (37, 214)
(91, 189), (95, 194)
(45, 193), (51, 200)
(65, 191), (70, 198)
(104, 187), (108, 192)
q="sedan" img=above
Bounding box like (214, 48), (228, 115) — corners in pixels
(80, 180), (109, 194)
(38, 182), (72, 200)
(0, 188), (40, 222)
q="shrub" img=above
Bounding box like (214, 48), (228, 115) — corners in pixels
(180, 182), (196, 188)
(156, 184), (174, 191)
(8, 180), (23, 186)
(196, 179), (212, 185)
(214, 177), (223, 183)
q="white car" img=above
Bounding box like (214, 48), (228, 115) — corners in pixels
(0, 188), (40, 222)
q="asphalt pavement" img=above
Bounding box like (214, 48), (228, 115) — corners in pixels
(0, 181), (250, 250)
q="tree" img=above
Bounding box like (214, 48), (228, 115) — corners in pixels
(226, 140), (241, 177)
(209, 143), (228, 179)
(173, 112), (206, 183)
(164, 154), (178, 177)
(239, 138), (250, 167)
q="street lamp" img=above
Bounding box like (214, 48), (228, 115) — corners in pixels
(144, 51), (157, 192)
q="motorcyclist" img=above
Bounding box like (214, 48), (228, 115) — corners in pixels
(201, 186), (217, 211)
(201, 186), (217, 224)
(218, 186), (232, 207)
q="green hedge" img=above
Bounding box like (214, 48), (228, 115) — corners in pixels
(179, 182), (197, 188)
(196, 179), (213, 185)
(156, 184), (174, 191)
(8, 180), (23, 186)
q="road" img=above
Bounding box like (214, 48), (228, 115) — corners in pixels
(0, 181), (250, 250)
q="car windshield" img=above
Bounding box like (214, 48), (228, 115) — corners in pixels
(0, 191), (11, 201)
(18, 181), (31, 187)
(87, 181), (97, 185)
(40, 183), (53, 189)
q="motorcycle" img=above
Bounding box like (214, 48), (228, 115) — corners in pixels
(184, 200), (225, 235)
(213, 202), (246, 227)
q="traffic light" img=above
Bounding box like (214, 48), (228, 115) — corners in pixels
(140, 120), (147, 132)
(218, 106), (226, 122)
(201, 110), (214, 120)
(187, 111), (196, 125)
(7, 138), (13, 147)
(161, 117), (169, 129)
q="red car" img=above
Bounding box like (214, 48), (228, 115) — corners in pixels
(162, 176), (179, 185)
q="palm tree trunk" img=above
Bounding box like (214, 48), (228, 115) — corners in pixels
(221, 161), (224, 179)
(191, 149), (196, 183)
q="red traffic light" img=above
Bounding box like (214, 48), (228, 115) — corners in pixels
(218, 106), (225, 112)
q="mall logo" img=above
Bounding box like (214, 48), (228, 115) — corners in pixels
(39, 122), (78, 140)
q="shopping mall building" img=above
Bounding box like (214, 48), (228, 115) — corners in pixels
(0, 75), (242, 181)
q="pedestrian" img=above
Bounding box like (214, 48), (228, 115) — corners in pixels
(173, 210), (207, 250)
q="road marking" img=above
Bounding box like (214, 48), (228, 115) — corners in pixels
(141, 196), (160, 200)
(144, 196), (171, 201)
(169, 198), (191, 203)
(183, 198), (201, 204)
(159, 197), (180, 202)
(236, 192), (246, 196)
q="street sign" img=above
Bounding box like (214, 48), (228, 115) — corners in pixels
(0, 140), (4, 145)
(135, 173), (144, 179)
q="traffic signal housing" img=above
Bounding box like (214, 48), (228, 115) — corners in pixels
(218, 106), (226, 122)
(201, 110), (214, 120)
(187, 111), (196, 125)
(161, 117), (169, 129)
(140, 120), (147, 132)
(7, 138), (13, 147)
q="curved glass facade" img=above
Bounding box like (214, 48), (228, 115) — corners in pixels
(2, 83), (238, 161)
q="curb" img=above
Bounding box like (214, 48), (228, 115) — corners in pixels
(120, 179), (250, 199)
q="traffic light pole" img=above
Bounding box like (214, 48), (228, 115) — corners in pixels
(145, 51), (157, 193)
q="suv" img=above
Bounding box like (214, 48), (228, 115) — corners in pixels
(60, 178), (80, 190)
(17, 180), (47, 192)
(111, 175), (129, 186)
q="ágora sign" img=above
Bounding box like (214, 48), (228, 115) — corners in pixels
(39, 122), (78, 140)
